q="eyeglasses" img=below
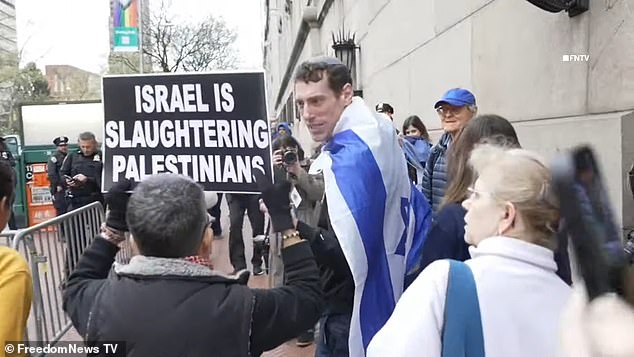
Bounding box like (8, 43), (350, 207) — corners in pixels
(466, 187), (497, 201)
(435, 106), (465, 117)
(467, 187), (513, 209)
(467, 187), (482, 200)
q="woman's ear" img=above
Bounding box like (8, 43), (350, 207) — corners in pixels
(497, 202), (517, 236)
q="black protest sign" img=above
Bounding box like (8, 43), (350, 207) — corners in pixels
(102, 72), (271, 193)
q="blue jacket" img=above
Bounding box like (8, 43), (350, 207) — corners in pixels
(416, 202), (572, 285)
(419, 203), (470, 271)
(422, 132), (453, 212)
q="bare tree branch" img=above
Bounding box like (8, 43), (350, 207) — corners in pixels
(110, 53), (139, 72)
(0, 34), (51, 133)
(143, 1), (238, 73)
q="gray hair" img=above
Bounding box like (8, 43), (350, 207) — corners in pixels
(126, 174), (207, 258)
(469, 144), (559, 249)
(468, 104), (478, 114)
(79, 131), (96, 141)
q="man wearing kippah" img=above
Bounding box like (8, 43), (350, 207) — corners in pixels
(421, 88), (477, 212)
(292, 56), (430, 356)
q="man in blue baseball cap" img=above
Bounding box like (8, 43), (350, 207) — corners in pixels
(422, 88), (477, 211)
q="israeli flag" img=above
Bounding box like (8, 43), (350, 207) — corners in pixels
(310, 97), (432, 356)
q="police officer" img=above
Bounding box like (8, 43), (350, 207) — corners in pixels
(60, 132), (103, 210)
(0, 137), (17, 229)
(48, 136), (69, 216)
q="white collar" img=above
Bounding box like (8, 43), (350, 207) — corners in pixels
(468, 236), (558, 272)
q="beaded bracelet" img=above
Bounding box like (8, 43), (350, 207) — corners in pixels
(282, 231), (301, 241)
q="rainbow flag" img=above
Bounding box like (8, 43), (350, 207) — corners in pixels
(113, 0), (138, 28)
(112, 0), (139, 52)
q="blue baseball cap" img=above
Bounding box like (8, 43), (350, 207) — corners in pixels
(434, 88), (476, 108)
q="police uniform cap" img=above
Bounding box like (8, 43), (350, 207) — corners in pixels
(53, 136), (69, 146)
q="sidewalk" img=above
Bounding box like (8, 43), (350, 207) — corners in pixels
(212, 198), (316, 357)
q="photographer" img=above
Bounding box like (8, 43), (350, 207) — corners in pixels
(63, 174), (323, 356)
(272, 136), (324, 222)
(271, 135), (324, 347)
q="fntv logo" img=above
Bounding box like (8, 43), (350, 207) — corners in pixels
(562, 54), (589, 62)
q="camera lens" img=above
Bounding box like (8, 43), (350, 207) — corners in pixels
(283, 150), (297, 165)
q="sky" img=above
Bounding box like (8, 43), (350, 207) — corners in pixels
(15, 0), (264, 74)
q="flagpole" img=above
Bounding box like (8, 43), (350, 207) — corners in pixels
(138, 0), (144, 73)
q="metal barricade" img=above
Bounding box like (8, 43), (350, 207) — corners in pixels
(264, 215), (285, 289)
(0, 229), (18, 248)
(12, 202), (104, 347)
(10, 202), (135, 349)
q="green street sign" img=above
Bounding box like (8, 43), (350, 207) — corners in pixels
(114, 27), (139, 52)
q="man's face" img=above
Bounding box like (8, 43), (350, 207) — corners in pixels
(278, 128), (288, 137)
(57, 144), (68, 154)
(295, 76), (352, 142)
(436, 104), (474, 134)
(79, 139), (96, 156)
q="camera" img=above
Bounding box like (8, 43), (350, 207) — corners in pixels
(282, 149), (298, 165)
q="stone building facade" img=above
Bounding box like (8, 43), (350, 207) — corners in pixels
(264, 0), (634, 231)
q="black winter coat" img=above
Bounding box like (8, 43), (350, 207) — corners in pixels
(296, 198), (355, 316)
(63, 237), (323, 356)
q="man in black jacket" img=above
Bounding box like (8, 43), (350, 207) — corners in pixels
(60, 132), (103, 210)
(63, 173), (323, 356)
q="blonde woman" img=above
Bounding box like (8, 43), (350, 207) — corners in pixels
(367, 145), (571, 357)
